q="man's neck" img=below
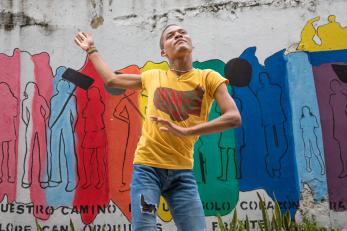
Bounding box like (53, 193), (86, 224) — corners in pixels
(169, 54), (193, 76)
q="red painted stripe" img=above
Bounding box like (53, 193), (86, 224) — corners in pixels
(0, 49), (21, 203)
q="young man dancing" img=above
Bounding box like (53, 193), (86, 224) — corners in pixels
(74, 24), (241, 231)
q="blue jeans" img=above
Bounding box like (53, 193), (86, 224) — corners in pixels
(131, 164), (206, 231)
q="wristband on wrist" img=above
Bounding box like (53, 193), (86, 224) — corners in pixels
(87, 46), (98, 55)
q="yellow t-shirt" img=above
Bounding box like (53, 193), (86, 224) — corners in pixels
(134, 68), (228, 169)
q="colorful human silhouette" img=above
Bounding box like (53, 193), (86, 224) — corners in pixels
(113, 90), (141, 192)
(298, 15), (347, 51)
(21, 82), (50, 188)
(215, 103), (236, 181)
(195, 137), (207, 184)
(48, 79), (79, 191)
(329, 79), (347, 178)
(81, 86), (107, 189)
(299, 106), (325, 175)
(0, 82), (18, 184)
(233, 96), (245, 179)
(256, 72), (288, 178)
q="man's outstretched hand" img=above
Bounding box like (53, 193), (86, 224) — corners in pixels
(74, 32), (95, 51)
(150, 116), (191, 137)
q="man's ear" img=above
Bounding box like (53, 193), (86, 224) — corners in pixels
(161, 49), (166, 57)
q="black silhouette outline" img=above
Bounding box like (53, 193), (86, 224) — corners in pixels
(48, 79), (79, 191)
(329, 79), (347, 178)
(215, 103), (236, 182)
(224, 58), (252, 179)
(81, 86), (108, 189)
(299, 106), (325, 175)
(113, 90), (143, 192)
(233, 96), (245, 179)
(256, 72), (288, 178)
(21, 82), (50, 188)
(113, 91), (132, 192)
(196, 137), (207, 184)
(0, 82), (18, 184)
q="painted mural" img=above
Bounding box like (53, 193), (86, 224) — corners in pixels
(1, 15), (347, 230)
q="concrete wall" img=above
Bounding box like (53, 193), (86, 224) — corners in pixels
(1, 0), (347, 230)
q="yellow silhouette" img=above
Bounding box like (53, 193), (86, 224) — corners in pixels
(298, 15), (347, 52)
(138, 61), (173, 222)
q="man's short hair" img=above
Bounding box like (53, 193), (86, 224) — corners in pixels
(159, 24), (178, 50)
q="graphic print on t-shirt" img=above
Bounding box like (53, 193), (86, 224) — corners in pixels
(153, 85), (205, 122)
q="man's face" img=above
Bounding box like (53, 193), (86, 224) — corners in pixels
(161, 25), (193, 59)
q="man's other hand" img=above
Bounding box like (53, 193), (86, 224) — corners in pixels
(74, 32), (95, 51)
(150, 116), (191, 137)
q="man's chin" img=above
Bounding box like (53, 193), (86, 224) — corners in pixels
(175, 46), (193, 55)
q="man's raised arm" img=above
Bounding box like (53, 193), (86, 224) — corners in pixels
(74, 32), (142, 90)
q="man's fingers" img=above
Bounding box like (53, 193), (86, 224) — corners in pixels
(75, 34), (84, 43)
(76, 33), (82, 41)
(150, 116), (158, 121)
(150, 116), (168, 123)
(159, 127), (169, 132)
(150, 116), (158, 124)
(78, 32), (87, 39)
(74, 37), (82, 46)
(150, 116), (172, 128)
(156, 118), (170, 126)
(156, 117), (165, 123)
(76, 32), (88, 43)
